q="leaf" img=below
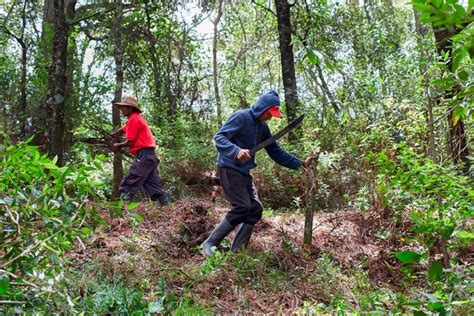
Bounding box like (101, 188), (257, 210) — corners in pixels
(324, 58), (335, 72)
(81, 227), (92, 235)
(451, 33), (466, 41)
(456, 230), (474, 240)
(432, 77), (456, 91)
(307, 47), (319, 65)
(469, 0), (474, 11)
(0, 275), (10, 294)
(452, 48), (467, 72)
(431, 0), (442, 8)
(126, 202), (139, 210)
(457, 70), (468, 81)
(395, 251), (422, 263)
(129, 212), (144, 222)
(413, 3), (436, 12)
(452, 106), (466, 126)
(44, 163), (59, 170)
(428, 260), (443, 282)
(457, 86), (474, 98)
(149, 301), (164, 313)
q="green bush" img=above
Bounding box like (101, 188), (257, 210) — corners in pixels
(0, 141), (107, 313)
(369, 144), (474, 314)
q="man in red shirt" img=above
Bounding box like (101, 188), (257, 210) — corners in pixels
(111, 96), (170, 205)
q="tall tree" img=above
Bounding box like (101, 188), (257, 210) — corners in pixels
(44, 0), (76, 165)
(431, 7), (471, 173)
(413, 10), (436, 160)
(212, 0), (224, 126)
(275, 0), (300, 142)
(144, 0), (162, 104)
(112, 0), (124, 198)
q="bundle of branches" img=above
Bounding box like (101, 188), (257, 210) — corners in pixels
(74, 124), (132, 159)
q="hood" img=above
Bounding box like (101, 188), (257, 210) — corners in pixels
(250, 90), (280, 118)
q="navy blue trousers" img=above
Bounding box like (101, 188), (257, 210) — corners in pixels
(218, 166), (263, 226)
(119, 148), (166, 201)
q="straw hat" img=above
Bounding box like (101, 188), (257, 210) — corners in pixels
(113, 96), (142, 112)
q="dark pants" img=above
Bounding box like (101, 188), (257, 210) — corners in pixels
(119, 148), (166, 201)
(218, 166), (263, 226)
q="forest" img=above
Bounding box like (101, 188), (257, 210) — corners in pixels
(0, 0), (473, 314)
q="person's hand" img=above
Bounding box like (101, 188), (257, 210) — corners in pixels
(301, 156), (315, 170)
(236, 149), (251, 162)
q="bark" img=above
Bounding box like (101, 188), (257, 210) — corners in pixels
(165, 33), (176, 117)
(19, 0), (28, 138)
(433, 20), (470, 173)
(414, 10), (436, 160)
(212, 0), (223, 126)
(112, 0), (124, 199)
(45, 0), (73, 166)
(31, 0), (54, 146)
(275, 0), (300, 143)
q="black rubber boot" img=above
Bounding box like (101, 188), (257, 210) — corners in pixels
(151, 193), (171, 206)
(158, 193), (171, 206)
(202, 218), (234, 257)
(231, 223), (254, 252)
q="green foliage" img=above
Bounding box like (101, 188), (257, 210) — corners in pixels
(0, 141), (107, 313)
(152, 113), (216, 197)
(413, 0), (473, 129)
(370, 144), (474, 313)
(372, 145), (473, 253)
(201, 249), (229, 275)
(396, 251), (423, 264)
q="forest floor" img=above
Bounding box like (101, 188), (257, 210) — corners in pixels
(68, 196), (408, 313)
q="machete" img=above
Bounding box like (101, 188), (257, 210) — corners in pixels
(249, 114), (305, 156)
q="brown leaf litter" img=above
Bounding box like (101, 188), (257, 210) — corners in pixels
(68, 199), (403, 312)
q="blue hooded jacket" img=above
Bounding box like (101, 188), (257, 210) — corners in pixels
(214, 91), (302, 175)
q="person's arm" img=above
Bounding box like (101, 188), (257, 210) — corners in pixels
(262, 124), (302, 170)
(213, 113), (245, 161)
(111, 127), (124, 138)
(113, 139), (134, 150)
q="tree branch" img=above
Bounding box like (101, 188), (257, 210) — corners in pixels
(251, 0), (276, 16)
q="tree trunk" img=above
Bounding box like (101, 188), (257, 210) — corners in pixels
(414, 10), (436, 160)
(433, 22), (470, 173)
(275, 0), (300, 143)
(112, 0), (124, 199)
(19, 0), (28, 138)
(212, 0), (223, 126)
(144, 0), (162, 104)
(45, 0), (72, 166)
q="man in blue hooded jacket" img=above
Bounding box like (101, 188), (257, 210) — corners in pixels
(202, 90), (311, 257)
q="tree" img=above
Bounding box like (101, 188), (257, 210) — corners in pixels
(44, 0), (76, 165)
(212, 0), (224, 126)
(112, 0), (124, 198)
(275, 0), (300, 142)
(413, 10), (437, 160)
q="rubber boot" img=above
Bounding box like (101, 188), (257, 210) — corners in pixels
(151, 193), (171, 206)
(231, 223), (254, 252)
(158, 193), (171, 206)
(202, 218), (234, 257)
